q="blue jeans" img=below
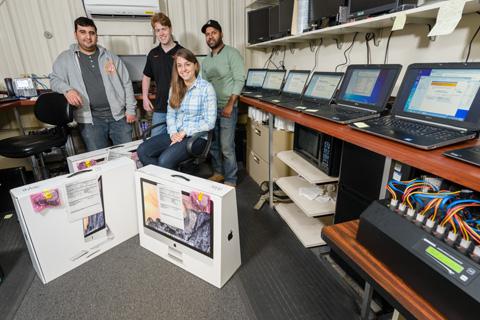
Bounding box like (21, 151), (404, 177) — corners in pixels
(151, 112), (167, 137)
(136, 133), (207, 169)
(79, 116), (132, 151)
(210, 107), (238, 184)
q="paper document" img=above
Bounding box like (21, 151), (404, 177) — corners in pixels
(428, 0), (466, 37)
(65, 174), (103, 221)
(157, 184), (185, 230)
(391, 13), (407, 31)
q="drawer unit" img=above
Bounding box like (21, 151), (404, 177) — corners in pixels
(246, 119), (293, 162)
(247, 148), (291, 185)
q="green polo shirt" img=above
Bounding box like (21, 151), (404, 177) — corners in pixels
(201, 45), (245, 109)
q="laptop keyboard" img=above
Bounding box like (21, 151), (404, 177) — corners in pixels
(334, 107), (368, 116)
(370, 117), (465, 139)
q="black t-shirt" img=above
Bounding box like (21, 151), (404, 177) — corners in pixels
(143, 42), (183, 113)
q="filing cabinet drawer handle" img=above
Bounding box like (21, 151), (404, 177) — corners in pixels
(253, 154), (260, 164)
(255, 128), (261, 136)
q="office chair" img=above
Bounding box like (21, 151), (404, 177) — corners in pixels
(0, 92), (73, 180)
(142, 123), (214, 178)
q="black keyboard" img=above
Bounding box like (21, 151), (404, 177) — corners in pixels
(370, 117), (464, 139)
(335, 107), (368, 116)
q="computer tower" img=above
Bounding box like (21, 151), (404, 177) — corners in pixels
(348, 0), (417, 19)
(0, 166), (27, 216)
(278, 0), (294, 37)
(334, 142), (387, 223)
(269, 5), (280, 39)
(248, 7), (270, 44)
(308, 0), (347, 30)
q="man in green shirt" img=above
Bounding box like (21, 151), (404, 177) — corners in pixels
(201, 20), (245, 187)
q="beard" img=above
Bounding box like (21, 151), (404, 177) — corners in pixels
(208, 39), (222, 49)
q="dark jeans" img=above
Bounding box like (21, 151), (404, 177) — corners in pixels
(78, 116), (132, 151)
(136, 133), (207, 170)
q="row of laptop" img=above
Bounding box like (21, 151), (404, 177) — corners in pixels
(241, 63), (480, 166)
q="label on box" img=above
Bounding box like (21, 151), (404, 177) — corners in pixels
(65, 173), (103, 222)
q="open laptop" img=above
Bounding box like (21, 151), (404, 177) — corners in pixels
(350, 63), (480, 150)
(241, 69), (267, 95)
(302, 64), (402, 124)
(281, 71), (344, 113)
(443, 145), (480, 166)
(260, 70), (310, 105)
(242, 69), (286, 99)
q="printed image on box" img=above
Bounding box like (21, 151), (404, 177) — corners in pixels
(142, 179), (213, 258)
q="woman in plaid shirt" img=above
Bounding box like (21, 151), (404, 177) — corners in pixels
(137, 48), (217, 169)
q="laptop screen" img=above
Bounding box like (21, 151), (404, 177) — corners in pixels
(304, 73), (343, 100)
(402, 68), (480, 122)
(262, 70), (285, 90)
(282, 71), (309, 94)
(336, 65), (401, 110)
(246, 69), (267, 87)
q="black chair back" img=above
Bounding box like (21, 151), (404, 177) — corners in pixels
(34, 92), (73, 126)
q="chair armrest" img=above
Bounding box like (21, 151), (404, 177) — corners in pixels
(186, 131), (209, 156)
(142, 122), (166, 141)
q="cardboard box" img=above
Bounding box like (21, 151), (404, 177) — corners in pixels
(11, 157), (138, 284)
(67, 139), (143, 172)
(135, 165), (241, 288)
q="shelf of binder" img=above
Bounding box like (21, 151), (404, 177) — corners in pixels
(277, 150), (338, 184)
(276, 175), (336, 217)
(247, 0), (480, 49)
(275, 202), (333, 247)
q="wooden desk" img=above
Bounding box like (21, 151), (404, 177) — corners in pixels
(322, 221), (446, 320)
(240, 96), (480, 192)
(0, 99), (36, 135)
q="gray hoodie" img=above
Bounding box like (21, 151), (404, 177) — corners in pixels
(50, 44), (137, 124)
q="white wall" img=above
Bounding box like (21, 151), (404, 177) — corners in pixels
(245, 12), (480, 95)
(0, 0), (245, 85)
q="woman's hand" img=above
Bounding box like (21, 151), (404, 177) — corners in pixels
(170, 131), (186, 145)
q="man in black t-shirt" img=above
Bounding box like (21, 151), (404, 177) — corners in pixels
(142, 13), (183, 136)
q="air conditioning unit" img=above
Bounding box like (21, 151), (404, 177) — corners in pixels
(83, 0), (159, 18)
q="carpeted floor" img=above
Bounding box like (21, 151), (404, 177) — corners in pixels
(1, 172), (360, 320)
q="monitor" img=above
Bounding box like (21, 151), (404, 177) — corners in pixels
(246, 69), (267, 88)
(141, 178), (214, 258)
(336, 65), (401, 110)
(393, 64), (480, 130)
(304, 72), (343, 100)
(282, 71), (309, 94)
(349, 0), (417, 19)
(262, 70), (285, 90)
(248, 7), (270, 43)
(118, 55), (147, 82)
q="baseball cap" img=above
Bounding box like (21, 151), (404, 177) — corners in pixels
(201, 20), (222, 34)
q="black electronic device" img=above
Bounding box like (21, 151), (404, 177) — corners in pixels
(281, 71), (344, 112)
(248, 7), (270, 44)
(269, 5), (280, 39)
(118, 55), (147, 94)
(357, 200), (480, 319)
(242, 69), (268, 95)
(4, 78), (15, 97)
(0, 166), (27, 216)
(444, 145), (480, 167)
(308, 0), (347, 30)
(242, 69), (286, 99)
(278, 0), (294, 37)
(350, 63), (480, 150)
(349, 0), (417, 19)
(293, 123), (342, 177)
(306, 64), (402, 124)
(260, 70), (310, 106)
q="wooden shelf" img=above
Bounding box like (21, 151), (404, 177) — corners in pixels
(240, 95), (480, 192)
(275, 202), (333, 247)
(277, 150), (339, 184)
(247, 0), (480, 49)
(276, 175), (336, 217)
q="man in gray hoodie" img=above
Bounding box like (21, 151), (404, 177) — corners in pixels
(50, 17), (137, 151)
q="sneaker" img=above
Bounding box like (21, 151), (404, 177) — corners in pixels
(208, 173), (224, 182)
(224, 182), (237, 188)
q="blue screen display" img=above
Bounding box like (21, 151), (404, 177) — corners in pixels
(341, 69), (390, 105)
